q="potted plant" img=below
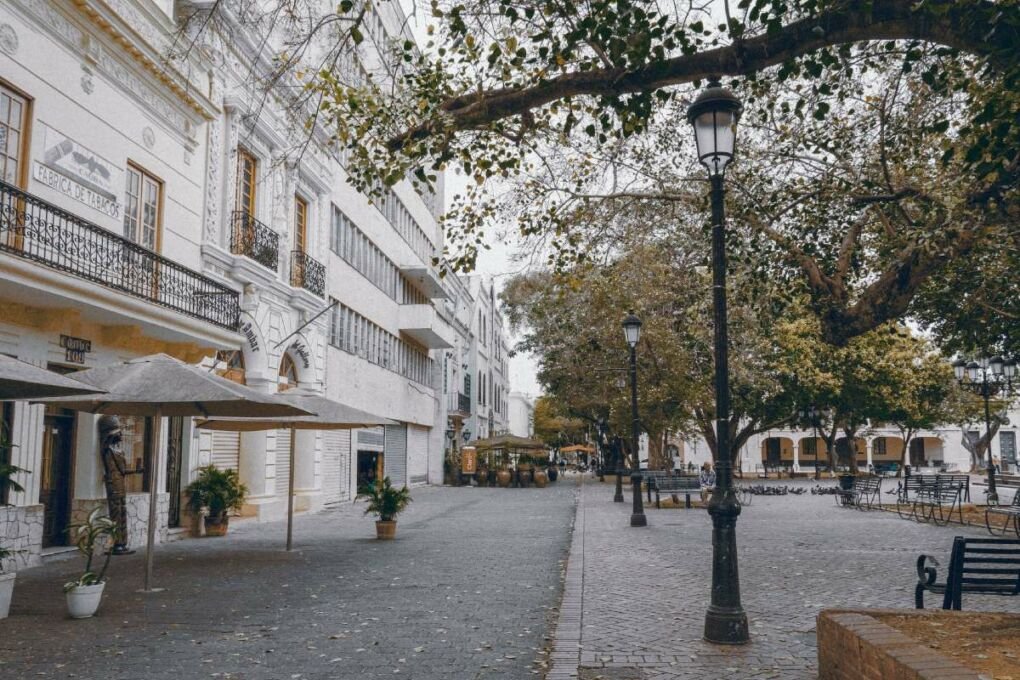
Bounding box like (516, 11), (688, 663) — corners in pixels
(185, 466), (248, 537)
(0, 460), (27, 620)
(63, 507), (116, 619)
(360, 477), (411, 539)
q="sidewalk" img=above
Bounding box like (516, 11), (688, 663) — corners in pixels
(551, 476), (1020, 679)
(0, 483), (576, 679)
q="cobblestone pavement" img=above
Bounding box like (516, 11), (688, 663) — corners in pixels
(556, 476), (1020, 680)
(0, 481), (577, 680)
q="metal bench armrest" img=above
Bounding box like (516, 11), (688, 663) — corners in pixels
(915, 554), (940, 609)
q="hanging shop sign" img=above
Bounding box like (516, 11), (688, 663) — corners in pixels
(60, 334), (92, 364)
(33, 124), (122, 219)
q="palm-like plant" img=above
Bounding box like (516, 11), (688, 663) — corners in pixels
(63, 508), (117, 592)
(185, 466), (248, 520)
(360, 477), (411, 522)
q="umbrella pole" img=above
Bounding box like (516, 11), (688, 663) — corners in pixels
(286, 427), (296, 551)
(143, 406), (163, 592)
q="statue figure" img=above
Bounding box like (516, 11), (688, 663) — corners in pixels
(98, 415), (135, 555)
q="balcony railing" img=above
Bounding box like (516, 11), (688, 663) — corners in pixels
(447, 391), (471, 416)
(230, 211), (279, 271)
(0, 180), (240, 331)
(290, 250), (325, 297)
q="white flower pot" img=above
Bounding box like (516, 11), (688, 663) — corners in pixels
(65, 582), (106, 619)
(0, 572), (15, 619)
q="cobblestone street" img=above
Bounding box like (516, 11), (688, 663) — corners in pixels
(0, 483), (576, 680)
(552, 476), (1020, 680)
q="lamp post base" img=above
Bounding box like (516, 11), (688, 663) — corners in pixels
(613, 492), (625, 502)
(630, 513), (647, 527)
(704, 605), (749, 645)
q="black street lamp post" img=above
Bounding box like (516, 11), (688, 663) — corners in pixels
(687, 78), (749, 645)
(952, 356), (1015, 504)
(799, 405), (823, 480)
(623, 312), (647, 527)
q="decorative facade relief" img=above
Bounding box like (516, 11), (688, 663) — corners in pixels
(0, 23), (18, 55)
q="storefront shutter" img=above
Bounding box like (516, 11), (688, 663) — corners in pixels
(275, 429), (293, 496)
(210, 430), (240, 472)
(322, 429), (351, 505)
(407, 424), (429, 486)
(383, 424), (407, 486)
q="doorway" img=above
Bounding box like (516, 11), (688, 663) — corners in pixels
(41, 407), (75, 547)
(357, 451), (382, 491)
(165, 416), (185, 528)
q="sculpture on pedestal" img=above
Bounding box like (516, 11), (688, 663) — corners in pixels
(98, 415), (135, 555)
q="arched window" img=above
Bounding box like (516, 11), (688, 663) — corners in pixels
(278, 353), (298, 391)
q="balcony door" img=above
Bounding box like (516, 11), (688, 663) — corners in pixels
(1, 82), (31, 251)
(122, 164), (163, 297)
(236, 149), (257, 217)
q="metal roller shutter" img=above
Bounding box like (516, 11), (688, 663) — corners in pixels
(211, 430), (240, 472)
(275, 429), (293, 496)
(407, 425), (429, 487)
(383, 424), (407, 487)
(322, 430), (351, 505)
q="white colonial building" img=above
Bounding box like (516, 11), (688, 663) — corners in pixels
(508, 392), (535, 439)
(677, 408), (1020, 477)
(0, 0), (450, 570)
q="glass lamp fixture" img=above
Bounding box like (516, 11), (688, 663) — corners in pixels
(686, 78), (743, 177)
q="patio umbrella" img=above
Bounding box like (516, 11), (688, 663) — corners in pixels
(34, 354), (313, 591)
(0, 354), (106, 400)
(195, 389), (395, 551)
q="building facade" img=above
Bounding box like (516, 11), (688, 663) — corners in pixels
(0, 0), (449, 571)
(677, 407), (1020, 477)
(508, 392), (535, 439)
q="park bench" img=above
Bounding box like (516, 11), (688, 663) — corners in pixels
(997, 473), (1020, 488)
(936, 473), (971, 502)
(653, 476), (702, 509)
(986, 488), (1020, 537)
(915, 537), (1020, 609)
(915, 481), (965, 526)
(644, 470), (677, 502)
(836, 476), (882, 509)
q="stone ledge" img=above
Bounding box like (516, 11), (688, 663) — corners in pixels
(818, 609), (986, 680)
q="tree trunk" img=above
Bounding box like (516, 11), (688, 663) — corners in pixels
(647, 430), (667, 470)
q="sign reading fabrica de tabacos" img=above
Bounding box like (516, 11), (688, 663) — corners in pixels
(32, 124), (122, 219)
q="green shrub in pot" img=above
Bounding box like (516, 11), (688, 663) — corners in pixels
(185, 466), (248, 536)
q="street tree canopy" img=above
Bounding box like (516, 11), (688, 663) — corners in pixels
(184, 0), (1018, 350)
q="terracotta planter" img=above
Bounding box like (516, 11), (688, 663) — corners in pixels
(533, 470), (548, 488)
(518, 468), (532, 487)
(66, 582), (105, 619)
(476, 468), (489, 487)
(496, 470), (512, 488)
(204, 514), (230, 537)
(376, 520), (397, 540)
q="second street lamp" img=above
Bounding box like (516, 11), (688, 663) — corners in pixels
(688, 77), (749, 645)
(623, 312), (647, 527)
(953, 356), (1016, 503)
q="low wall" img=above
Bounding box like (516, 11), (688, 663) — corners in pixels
(0, 505), (43, 571)
(818, 609), (981, 680)
(71, 493), (169, 551)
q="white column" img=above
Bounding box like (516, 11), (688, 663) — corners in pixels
(237, 376), (277, 519)
(792, 437), (800, 472)
(866, 439), (874, 470)
(292, 429), (319, 513)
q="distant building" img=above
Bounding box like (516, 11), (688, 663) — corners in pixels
(508, 392), (535, 438)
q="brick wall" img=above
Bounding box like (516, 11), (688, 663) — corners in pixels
(817, 609), (981, 680)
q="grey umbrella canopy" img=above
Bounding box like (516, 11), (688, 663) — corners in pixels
(196, 389), (395, 550)
(37, 353), (313, 418)
(0, 354), (106, 400)
(34, 353), (314, 591)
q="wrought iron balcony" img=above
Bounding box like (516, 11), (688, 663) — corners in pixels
(230, 211), (279, 271)
(0, 180), (240, 331)
(290, 250), (325, 297)
(447, 391), (471, 416)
